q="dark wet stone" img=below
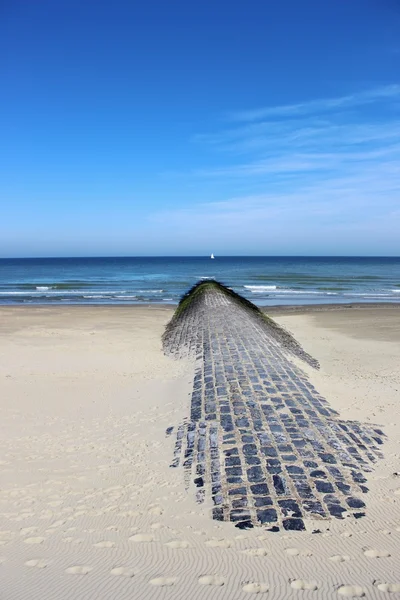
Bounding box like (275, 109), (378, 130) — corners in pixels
(196, 463), (205, 475)
(319, 453), (337, 464)
(351, 471), (367, 484)
(273, 474), (288, 495)
(220, 416), (234, 432)
(303, 500), (326, 517)
(205, 413), (217, 421)
(194, 477), (204, 488)
(227, 476), (243, 484)
(294, 480), (314, 499)
(287, 465), (305, 476)
(327, 466), (342, 478)
(247, 466), (264, 482)
(232, 497), (248, 508)
(212, 507), (224, 521)
(228, 486), (247, 495)
(346, 496), (366, 509)
(318, 408), (331, 417)
(250, 483), (269, 495)
(225, 456), (241, 467)
(211, 459), (220, 472)
(254, 496), (273, 507)
(278, 499), (301, 518)
(373, 437), (383, 445)
(261, 446), (278, 458)
(335, 481), (351, 495)
(258, 433), (272, 444)
(283, 518), (305, 531)
(278, 444), (293, 453)
(315, 480), (334, 493)
(230, 510), (251, 522)
(266, 465), (281, 475)
(282, 454), (297, 462)
(196, 489), (205, 503)
(266, 458), (281, 468)
(235, 520), (254, 529)
(310, 470), (327, 479)
(327, 503), (346, 518)
(245, 455), (261, 466)
(304, 461), (319, 468)
(257, 508), (278, 523)
(243, 443), (258, 455)
(224, 447), (239, 456)
(225, 467), (243, 477)
(166, 427), (174, 436)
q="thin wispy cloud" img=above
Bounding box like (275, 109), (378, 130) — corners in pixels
(185, 85), (400, 187)
(155, 86), (400, 253)
(151, 163), (400, 256)
(228, 85), (400, 121)
(193, 145), (400, 179)
(197, 122), (400, 155)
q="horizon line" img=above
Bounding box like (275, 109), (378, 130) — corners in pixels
(1, 255), (400, 260)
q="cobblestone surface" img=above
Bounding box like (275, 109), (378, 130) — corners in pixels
(163, 284), (385, 531)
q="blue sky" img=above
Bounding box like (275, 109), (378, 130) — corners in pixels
(1, 0), (399, 256)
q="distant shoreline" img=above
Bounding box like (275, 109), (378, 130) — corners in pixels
(263, 302), (400, 314)
(1, 301), (400, 313)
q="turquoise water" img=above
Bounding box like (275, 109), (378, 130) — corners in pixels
(0, 256), (399, 306)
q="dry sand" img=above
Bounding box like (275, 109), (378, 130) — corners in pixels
(0, 305), (399, 599)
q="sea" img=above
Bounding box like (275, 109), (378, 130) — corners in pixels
(0, 256), (399, 307)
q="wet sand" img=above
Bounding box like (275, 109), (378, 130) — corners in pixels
(267, 304), (400, 343)
(0, 305), (399, 599)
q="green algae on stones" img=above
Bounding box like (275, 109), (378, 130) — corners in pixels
(163, 280), (319, 369)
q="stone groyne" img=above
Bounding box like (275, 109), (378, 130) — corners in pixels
(163, 281), (384, 531)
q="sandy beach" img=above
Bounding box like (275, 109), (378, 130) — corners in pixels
(1, 305), (400, 599)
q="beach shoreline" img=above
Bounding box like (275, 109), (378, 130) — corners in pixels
(265, 301), (400, 313)
(1, 300), (400, 312)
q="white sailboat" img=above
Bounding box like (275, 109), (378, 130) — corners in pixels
(210, 253), (215, 259)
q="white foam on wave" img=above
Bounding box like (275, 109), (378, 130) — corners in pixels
(0, 291), (32, 295)
(0, 289), (128, 296)
(134, 289), (164, 293)
(275, 290), (331, 295)
(244, 286), (330, 295)
(36, 286), (51, 291)
(244, 285), (277, 292)
(348, 292), (393, 297)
